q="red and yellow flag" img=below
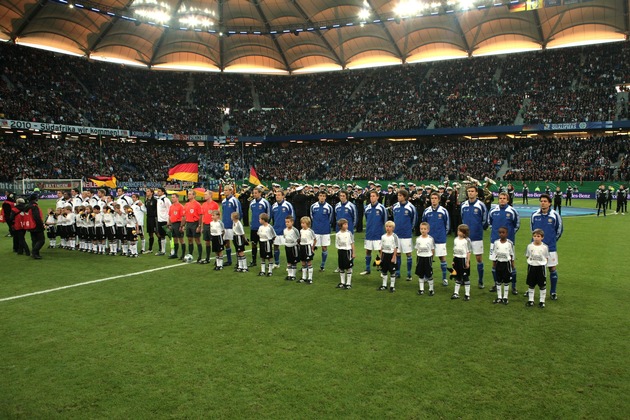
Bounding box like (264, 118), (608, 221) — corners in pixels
(167, 158), (199, 183)
(89, 176), (117, 189)
(249, 166), (262, 186)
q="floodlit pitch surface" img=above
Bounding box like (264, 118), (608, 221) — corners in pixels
(1, 199), (628, 418)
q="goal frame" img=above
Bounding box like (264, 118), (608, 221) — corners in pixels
(19, 178), (84, 195)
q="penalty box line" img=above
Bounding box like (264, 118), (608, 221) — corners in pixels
(0, 250), (252, 303)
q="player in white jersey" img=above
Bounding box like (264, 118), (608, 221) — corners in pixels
(257, 213), (276, 276)
(75, 206), (86, 251)
(155, 187), (171, 255)
(209, 210), (225, 270)
(378, 221), (399, 292)
(116, 188), (133, 208)
(67, 206), (78, 250)
(451, 224), (473, 301)
(123, 205), (139, 257)
(92, 205), (106, 255)
(131, 193), (147, 254)
(94, 189), (107, 211)
(56, 206), (68, 249)
(45, 207), (59, 248)
(525, 229), (550, 308)
(55, 191), (66, 211)
(491, 227), (515, 304)
(103, 204), (116, 254)
(335, 218), (355, 289)
(113, 204), (126, 256)
(231, 212), (249, 273)
(298, 216), (316, 284)
(70, 188), (83, 209)
(84, 206), (95, 253)
(415, 222), (435, 296)
(283, 215), (301, 282)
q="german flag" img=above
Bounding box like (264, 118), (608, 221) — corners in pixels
(89, 176), (117, 189)
(167, 157), (199, 182)
(249, 166), (262, 186)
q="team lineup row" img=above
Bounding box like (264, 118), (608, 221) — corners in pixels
(7, 182), (562, 307)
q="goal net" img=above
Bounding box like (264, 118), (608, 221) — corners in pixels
(19, 179), (83, 197)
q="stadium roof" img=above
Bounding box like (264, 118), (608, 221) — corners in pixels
(0, 0), (627, 74)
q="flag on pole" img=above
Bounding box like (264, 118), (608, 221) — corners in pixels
(89, 176), (117, 189)
(249, 166), (262, 186)
(167, 157), (199, 182)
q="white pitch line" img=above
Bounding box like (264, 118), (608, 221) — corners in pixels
(0, 249), (253, 303)
(0, 262), (187, 303)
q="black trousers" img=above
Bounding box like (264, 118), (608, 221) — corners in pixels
(30, 230), (45, 257)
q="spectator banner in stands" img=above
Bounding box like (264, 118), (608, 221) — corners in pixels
(0, 119), (129, 137)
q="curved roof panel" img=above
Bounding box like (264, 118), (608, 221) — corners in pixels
(0, 0), (626, 74)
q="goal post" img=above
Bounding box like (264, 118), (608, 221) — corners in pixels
(20, 179), (83, 196)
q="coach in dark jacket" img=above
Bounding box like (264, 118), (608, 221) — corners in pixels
(26, 194), (45, 259)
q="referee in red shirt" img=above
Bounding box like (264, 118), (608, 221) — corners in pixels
(182, 190), (203, 262)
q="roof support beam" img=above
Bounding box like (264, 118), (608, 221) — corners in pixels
(88, 0), (134, 55)
(290, 0), (344, 68)
(468, 7), (490, 56)
(532, 9), (546, 48)
(12, 0), (45, 41)
(623, 0), (629, 40)
(252, 0), (290, 72)
(219, 0), (225, 70)
(365, 0), (405, 62)
(149, 0), (184, 66)
(451, 13), (471, 56)
(544, 10), (566, 47)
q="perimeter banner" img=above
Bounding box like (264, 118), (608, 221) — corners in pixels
(0, 119), (130, 137)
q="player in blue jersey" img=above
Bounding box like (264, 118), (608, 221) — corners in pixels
(460, 184), (488, 288)
(248, 186), (271, 267)
(361, 190), (387, 275)
(392, 189), (418, 281)
(221, 185), (242, 266)
(422, 192), (450, 286)
(529, 194), (563, 300)
(271, 189), (295, 268)
(334, 191), (357, 233)
(310, 190), (334, 271)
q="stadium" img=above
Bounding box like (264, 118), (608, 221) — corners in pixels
(1, 0), (629, 418)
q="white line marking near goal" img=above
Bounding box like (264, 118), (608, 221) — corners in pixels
(0, 250), (252, 303)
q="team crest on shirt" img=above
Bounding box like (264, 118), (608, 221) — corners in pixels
(405, 210), (409, 215)
(548, 218), (553, 223)
(376, 210), (381, 215)
(438, 214), (442, 219)
(474, 209), (479, 214)
(506, 214), (511, 219)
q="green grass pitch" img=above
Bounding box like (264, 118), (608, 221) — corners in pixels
(1, 199), (628, 418)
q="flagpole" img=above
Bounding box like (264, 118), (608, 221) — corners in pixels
(241, 140), (245, 186)
(99, 134), (103, 173)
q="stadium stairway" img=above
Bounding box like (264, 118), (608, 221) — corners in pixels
(251, 78), (261, 110)
(1, 75), (14, 90)
(185, 74), (194, 105)
(513, 97), (530, 125)
(496, 160), (510, 180)
(616, 91), (628, 120)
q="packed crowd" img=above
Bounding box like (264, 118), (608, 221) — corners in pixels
(1, 41), (628, 137)
(0, 135), (626, 183)
(503, 136), (628, 182)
